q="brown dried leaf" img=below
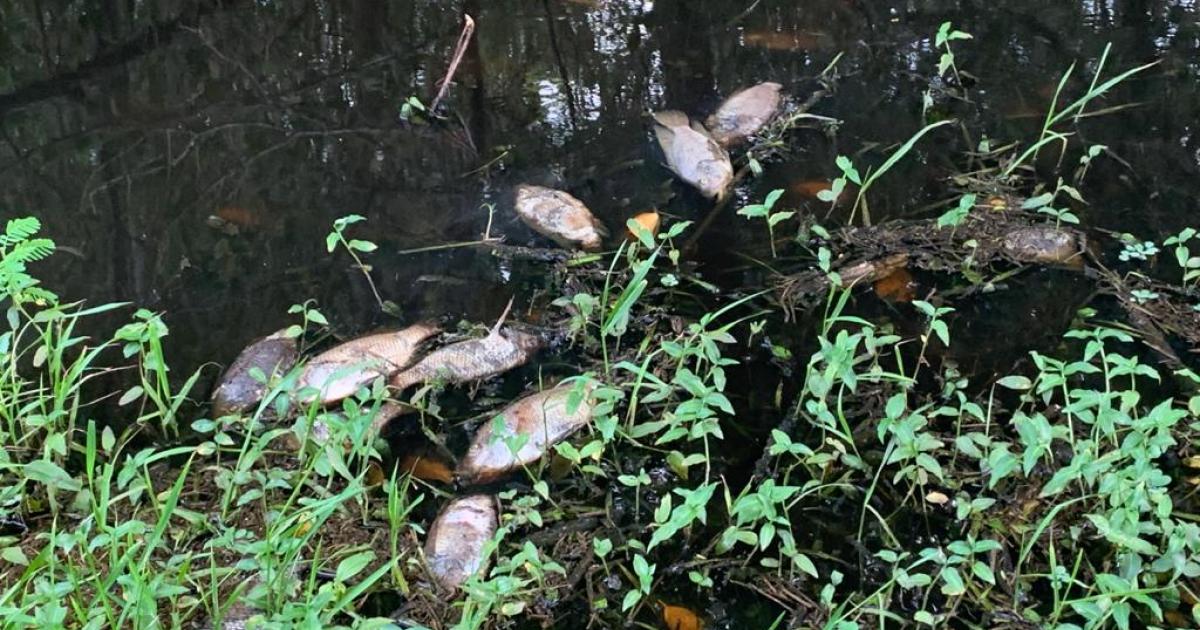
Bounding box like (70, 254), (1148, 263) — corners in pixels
(661, 601), (703, 630)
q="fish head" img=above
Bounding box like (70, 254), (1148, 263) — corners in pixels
(501, 327), (544, 355)
(695, 158), (734, 199)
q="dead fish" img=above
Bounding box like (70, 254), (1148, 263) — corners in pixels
(298, 323), (442, 404)
(514, 184), (607, 251)
(211, 329), (298, 417)
(705, 82), (783, 147)
(425, 495), (498, 590)
(652, 110), (734, 200)
(389, 303), (540, 391)
(457, 382), (594, 485)
(1001, 227), (1083, 267)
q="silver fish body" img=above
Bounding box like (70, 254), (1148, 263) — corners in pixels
(298, 323), (441, 404)
(652, 110), (734, 200)
(514, 185), (607, 251)
(457, 383), (594, 485)
(211, 329), (298, 418)
(705, 82), (783, 147)
(424, 494), (498, 590)
(389, 327), (540, 391)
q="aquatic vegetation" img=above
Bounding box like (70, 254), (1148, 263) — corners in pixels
(4, 10), (1200, 630)
(736, 188), (793, 258)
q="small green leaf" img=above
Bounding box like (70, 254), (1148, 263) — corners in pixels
(1, 547), (29, 566)
(996, 375), (1032, 390)
(335, 550), (375, 583)
(117, 386), (144, 407)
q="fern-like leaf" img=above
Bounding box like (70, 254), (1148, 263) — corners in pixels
(4, 239), (55, 264)
(2, 217), (41, 246)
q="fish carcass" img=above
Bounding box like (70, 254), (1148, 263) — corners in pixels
(705, 82), (783, 147)
(514, 185), (607, 251)
(211, 329), (299, 417)
(652, 110), (734, 200)
(424, 495), (498, 590)
(298, 323), (441, 404)
(457, 382), (594, 485)
(388, 321), (540, 391)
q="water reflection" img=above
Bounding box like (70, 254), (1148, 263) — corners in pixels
(0, 0), (1196, 385)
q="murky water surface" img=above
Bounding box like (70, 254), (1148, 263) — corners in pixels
(2, 1), (1199, 626)
(1, 0), (1197, 396)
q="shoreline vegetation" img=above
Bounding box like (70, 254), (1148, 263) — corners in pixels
(3, 18), (1200, 630)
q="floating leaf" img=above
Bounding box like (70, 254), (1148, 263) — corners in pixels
(873, 266), (915, 303)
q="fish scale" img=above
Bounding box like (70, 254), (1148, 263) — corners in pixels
(299, 323), (441, 403)
(388, 327), (540, 390)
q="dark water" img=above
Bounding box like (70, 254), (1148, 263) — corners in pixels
(1, 0), (1198, 387)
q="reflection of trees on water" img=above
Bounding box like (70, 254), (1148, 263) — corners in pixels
(0, 0), (1195, 378)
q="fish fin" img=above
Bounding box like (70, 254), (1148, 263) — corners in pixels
(489, 297), (515, 336)
(689, 118), (714, 136)
(651, 110), (689, 128)
(653, 124), (676, 155)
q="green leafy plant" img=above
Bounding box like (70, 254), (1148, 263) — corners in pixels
(820, 120), (955, 226)
(737, 188), (793, 257)
(326, 215), (397, 315)
(935, 22), (973, 86)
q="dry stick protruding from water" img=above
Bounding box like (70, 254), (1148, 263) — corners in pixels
(429, 14), (476, 114)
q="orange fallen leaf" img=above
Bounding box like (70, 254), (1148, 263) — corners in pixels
(215, 206), (262, 228)
(873, 267), (915, 303)
(789, 179), (834, 199)
(400, 453), (454, 483)
(742, 30), (828, 52)
(660, 601), (703, 630)
(627, 211), (661, 241)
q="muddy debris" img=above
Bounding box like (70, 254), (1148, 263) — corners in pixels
(298, 323), (442, 404)
(457, 382), (594, 485)
(424, 494), (498, 590)
(514, 184), (607, 251)
(776, 215), (1090, 315)
(210, 328), (298, 418)
(652, 110), (734, 200)
(705, 82), (784, 147)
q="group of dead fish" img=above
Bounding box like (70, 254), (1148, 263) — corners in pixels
(208, 83), (784, 598)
